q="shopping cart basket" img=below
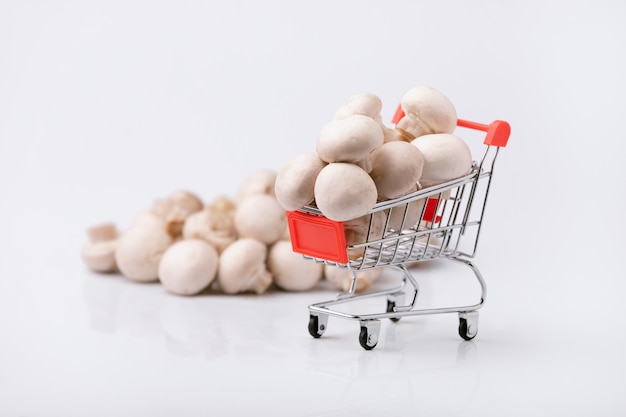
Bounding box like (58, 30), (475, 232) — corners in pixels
(287, 110), (511, 350)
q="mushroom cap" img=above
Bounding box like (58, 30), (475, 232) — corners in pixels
(411, 133), (473, 188)
(81, 239), (118, 272)
(274, 152), (327, 211)
(314, 163), (378, 222)
(115, 215), (174, 282)
(334, 92), (383, 122)
(237, 169), (278, 202)
(234, 194), (287, 245)
(397, 86), (457, 137)
(86, 222), (118, 243)
(316, 114), (384, 170)
(369, 141), (425, 200)
(217, 238), (272, 294)
(158, 239), (219, 296)
(267, 240), (323, 291)
(324, 265), (382, 293)
(166, 190), (204, 214)
(182, 206), (237, 254)
(207, 195), (236, 214)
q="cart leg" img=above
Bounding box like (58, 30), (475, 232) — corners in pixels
(308, 313), (328, 338)
(395, 264), (420, 310)
(359, 320), (381, 350)
(458, 311), (479, 341)
(449, 257), (487, 307)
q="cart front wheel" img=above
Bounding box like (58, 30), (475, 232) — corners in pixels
(308, 314), (327, 338)
(358, 320), (381, 350)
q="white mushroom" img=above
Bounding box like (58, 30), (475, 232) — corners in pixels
(333, 92), (384, 122)
(158, 239), (219, 296)
(86, 222), (119, 243)
(274, 152), (327, 211)
(316, 114), (384, 173)
(411, 133), (473, 189)
(369, 141), (425, 200)
(267, 240), (324, 291)
(237, 169), (278, 202)
(333, 92), (415, 144)
(217, 238), (273, 294)
(182, 196), (237, 254)
(396, 86), (457, 138)
(234, 194), (286, 245)
(207, 195), (237, 214)
(152, 190), (204, 237)
(324, 265), (383, 293)
(314, 163), (378, 222)
(81, 222), (119, 273)
(115, 212), (174, 282)
(343, 211), (387, 260)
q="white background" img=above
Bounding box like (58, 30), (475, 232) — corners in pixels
(1, 0), (625, 416)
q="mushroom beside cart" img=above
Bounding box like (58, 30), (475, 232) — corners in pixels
(286, 114), (511, 350)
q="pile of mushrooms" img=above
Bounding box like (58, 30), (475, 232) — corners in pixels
(274, 86), (474, 290)
(81, 171), (359, 296)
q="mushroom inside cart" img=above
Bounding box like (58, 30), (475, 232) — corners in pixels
(369, 140), (425, 200)
(396, 85), (457, 138)
(313, 162), (378, 222)
(316, 113), (384, 173)
(410, 133), (473, 189)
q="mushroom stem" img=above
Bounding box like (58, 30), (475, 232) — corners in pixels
(81, 223), (120, 273)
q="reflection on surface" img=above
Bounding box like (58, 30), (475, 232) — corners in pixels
(83, 274), (227, 359)
(81, 270), (487, 414)
(82, 273), (313, 360)
(83, 269), (480, 414)
(304, 316), (481, 414)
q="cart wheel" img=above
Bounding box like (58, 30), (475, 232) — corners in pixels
(358, 320), (381, 350)
(308, 314), (327, 338)
(458, 316), (478, 341)
(359, 327), (377, 350)
(386, 300), (401, 322)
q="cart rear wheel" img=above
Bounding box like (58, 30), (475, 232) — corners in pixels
(308, 314), (325, 338)
(386, 300), (401, 322)
(458, 317), (478, 341)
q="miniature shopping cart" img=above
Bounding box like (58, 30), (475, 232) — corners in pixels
(287, 110), (511, 350)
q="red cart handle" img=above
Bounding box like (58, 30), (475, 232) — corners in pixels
(392, 104), (510, 148)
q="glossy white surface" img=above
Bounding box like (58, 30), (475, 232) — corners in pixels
(1, 0), (625, 415)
